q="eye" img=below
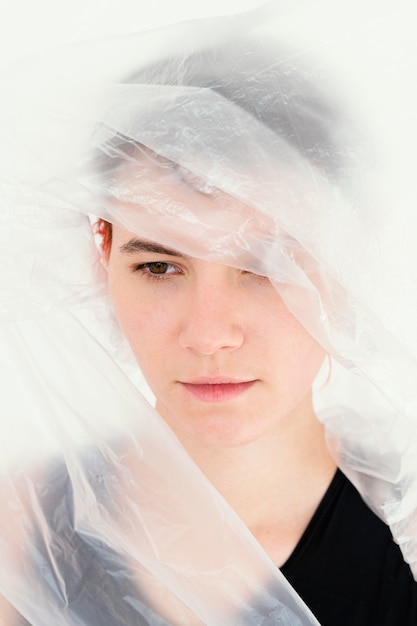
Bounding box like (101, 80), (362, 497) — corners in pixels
(242, 269), (268, 281)
(144, 262), (170, 274)
(134, 261), (181, 280)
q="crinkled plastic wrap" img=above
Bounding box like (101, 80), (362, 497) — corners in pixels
(1, 1), (417, 624)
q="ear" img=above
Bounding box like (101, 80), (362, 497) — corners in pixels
(93, 219), (112, 267)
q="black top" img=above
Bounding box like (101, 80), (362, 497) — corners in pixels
(281, 469), (417, 625)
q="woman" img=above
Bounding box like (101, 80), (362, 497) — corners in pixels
(1, 3), (417, 624)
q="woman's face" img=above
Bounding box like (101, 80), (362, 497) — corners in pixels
(107, 243), (325, 451)
(106, 159), (325, 449)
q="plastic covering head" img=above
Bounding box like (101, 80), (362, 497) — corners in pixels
(1, 1), (417, 625)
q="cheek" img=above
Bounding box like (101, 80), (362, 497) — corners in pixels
(291, 330), (326, 388)
(108, 272), (145, 345)
(285, 313), (324, 358)
(109, 279), (174, 365)
(261, 308), (325, 380)
(114, 296), (157, 346)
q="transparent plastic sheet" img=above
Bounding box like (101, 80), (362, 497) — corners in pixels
(1, 1), (417, 624)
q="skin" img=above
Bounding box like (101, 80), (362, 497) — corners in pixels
(0, 165), (336, 626)
(106, 168), (336, 566)
(108, 231), (325, 450)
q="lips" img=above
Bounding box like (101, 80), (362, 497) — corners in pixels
(179, 378), (256, 403)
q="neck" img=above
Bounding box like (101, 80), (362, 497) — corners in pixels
(172, 396), (336, 565)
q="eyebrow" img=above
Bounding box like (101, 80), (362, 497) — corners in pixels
(119, 238), (186, 257)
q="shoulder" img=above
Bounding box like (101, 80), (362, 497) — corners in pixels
(8, 455), (155, 625)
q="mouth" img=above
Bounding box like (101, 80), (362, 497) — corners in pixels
(179, 378), (257, 403)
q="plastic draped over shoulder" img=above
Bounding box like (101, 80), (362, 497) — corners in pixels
(1, 2), (417, 624)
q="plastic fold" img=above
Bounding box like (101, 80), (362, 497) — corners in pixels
(1, 1), (417, 624)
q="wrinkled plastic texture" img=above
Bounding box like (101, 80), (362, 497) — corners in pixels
(1, 1), (417, 624)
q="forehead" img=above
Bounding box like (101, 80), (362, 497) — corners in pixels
(100, 135), (323, 288)
(108, 146), (276, 257)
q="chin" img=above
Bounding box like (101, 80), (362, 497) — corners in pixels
(161, 405), (270, 450)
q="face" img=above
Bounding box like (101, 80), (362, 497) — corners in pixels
(106, 158), (325, 449)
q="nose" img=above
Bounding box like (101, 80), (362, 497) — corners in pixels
(178, 270), (245, 355)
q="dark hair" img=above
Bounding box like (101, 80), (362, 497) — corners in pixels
(94, 38), (350, 251)
(125, 42), (343, 176)
(96, 36), (348, 175)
